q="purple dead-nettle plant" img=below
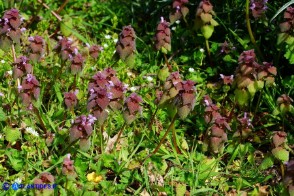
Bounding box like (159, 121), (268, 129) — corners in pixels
(69, 114), (97, 151)
(13, 56), (32, 79)
(174, 80), (196, 119)
(220, 41), (235, 54)
(154, 17), (171, 54)
(233, 112), (253, 138)
(33, 172), (55, 195)
(102, 67), (120, 84)
(277, 94), (294, 115)
(88, 72), (109, 90)
(109, 81), (126, 110)
(64, 91), (78, 109)
(55, 37), (77, 61)
(250, 0), (268, 19)
(123, 93), (143, 124)
(159, 71), (183, 104)
(209, 117), (230, 153)
(220, 74), (234, 85)
(256, 62), (277, 85)
(115, 25), (136, 66)
(203, 95), (221, 124)
(20, 74), (40, 106)
(70, 53), (84, 74)
(87, 87), (111, 125)
(0, 8), (24, 44)
(62, 154), (77, 180)
(272, 131), (287, 148)
(88, 44), (103, 59)
(28, 35), (45, 62)
(169, 0), (189, 23)
(280, 7), (294, 34)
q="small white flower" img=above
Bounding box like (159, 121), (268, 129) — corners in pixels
(113, 38), (118, 43)
(0, 92), (4, 97)
(130, 87), (137, 92)
(146, 76), (153, 82)
(85, 43), (90, 48)
(200, 48), (205, 53)
(103, 43), (108, 48)
(14, 178), (22, 184)
(104, 35), (111, 39)
(26, 127), (39, 137)
(1, 60), (5, 64)
(0, 134), (3, 139)
(188, 68), (195, 73)
(127, 72), (133, 77)
(175, 20), (180, 24)
(171, 26), (176, 31)
(20, 28), (26, 32)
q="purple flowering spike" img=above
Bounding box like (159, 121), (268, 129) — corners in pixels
(123, 93), (143, 124)
(115, 25), (136, 65)
(154, 17), (171, 53)
(64, 91), (78, 109)
(13, 56), (32, 79)
(250, 0), (268, 19)
(170, 0), (189, 23)
(70, 53), (84, 74)
(62, 154), (77, 179)
(89, 44), (103, 59)
(19, 74), (40, 105)
(0, 9), (23, 43)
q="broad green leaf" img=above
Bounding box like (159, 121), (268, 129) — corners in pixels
(4, 127), (21, 143)
(259, 156), (275, 170)
(0, 107), (7, 121)
(272, 147), (289, 162)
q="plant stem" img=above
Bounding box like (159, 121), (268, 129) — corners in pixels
(172, 123), (181, 154)
(33, 105), (47, 134)
(114, 122), (126, 147)
(56, 0), (69, 14)
(245, 0), (263, 60)
(60, 139), (78, 155)
(144, 114), (177, 161)
(148, 107), (158, 129)
(205, 39), (212, 65)
(164, 54), (171, 71)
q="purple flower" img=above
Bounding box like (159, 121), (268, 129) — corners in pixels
(123, 93), (143, 124)
(20, 74), (40, 106)
(0, 9), (23, 43)
(64, 91), (78, 109)
(154, 17), (171, 53)
(89, 44), (103, 59)
(13, 56), (32, 79)
(70, 53), (84, 74)
(115, 25), (136, 64)
(250, 0), (268, 19)
(69, 115), (97, 142)
(62, 154), (77, 179)
(169, 0), (189, 23)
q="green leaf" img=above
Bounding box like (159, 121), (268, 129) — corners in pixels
(4, 127), (21, 143)
(0, 107), (7, 121)
(277, 33), (290, 45)
(5, 148), (24, 171)
(60, 15), (73, 37)
(259, 156), (275, 170)
(53, 83), (63, 103)
(270, 1), (294, 22)
(234, 89), (250, 106)
(176, 183), (186, 196)
(272, 147), (289, 162)
(201, 25), (214, 40)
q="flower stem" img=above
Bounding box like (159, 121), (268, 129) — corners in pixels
(205, 39), (212, 65)
(114, 122), (126, 147)
(172, 123), (181, 154)
(144, 114), (177, 161)
(33, 105), (47, 134)
(148, 107), (158, 129)
(245, 0), (264, 60)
